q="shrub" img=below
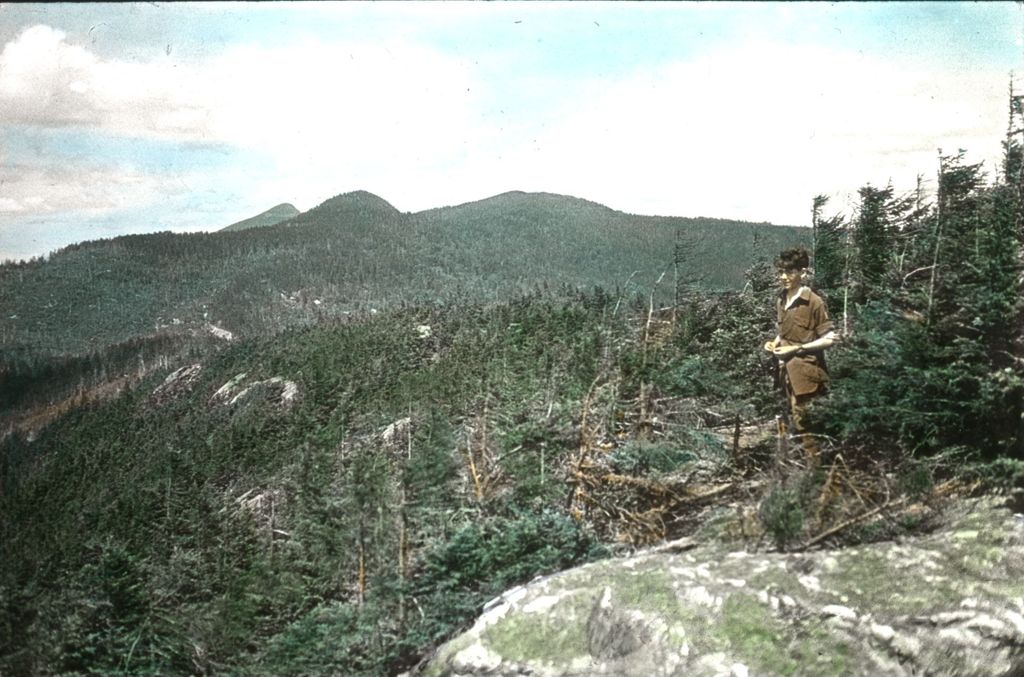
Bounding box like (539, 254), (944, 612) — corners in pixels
(607, 440), (699, 475)
(758, 481), (808, 551)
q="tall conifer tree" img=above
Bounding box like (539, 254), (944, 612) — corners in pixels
(810, 195), (845, 295)
(852, 185), (894, 303)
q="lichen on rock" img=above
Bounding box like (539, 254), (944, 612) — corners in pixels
(423, 495), (1024, 677)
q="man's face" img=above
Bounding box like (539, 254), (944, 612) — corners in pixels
(778, 267), (803, 289)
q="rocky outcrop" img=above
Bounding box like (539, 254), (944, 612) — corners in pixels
(149, 364), (203, 406)
(210, 373), (301, 412)
(382, 417), (413, 448)
(422, 494), (1024, 677)
(207, 324), (235, 341)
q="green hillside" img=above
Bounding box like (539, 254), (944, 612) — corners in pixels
(221, 203), (300, 232)
(0, 190), (807, 363)
(0, 289), (770, 677)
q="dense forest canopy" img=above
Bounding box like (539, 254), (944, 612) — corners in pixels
(0, 191), (805, 416)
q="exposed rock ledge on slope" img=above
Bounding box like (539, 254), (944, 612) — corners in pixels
(421, 494), (1024, 677)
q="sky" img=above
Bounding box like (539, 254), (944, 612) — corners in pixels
(0, 1), (1021, 262)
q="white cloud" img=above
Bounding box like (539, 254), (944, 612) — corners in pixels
(0, 25), (206, 138)
(0, 24), (488, 216)
(0, 24), (482, 151)
(491, 41), (1008, 224)
(0, 197), (25, 213)
(8, 19), (483, 219)
(201, 38), (485, 209)
(0, 161), (176, 221)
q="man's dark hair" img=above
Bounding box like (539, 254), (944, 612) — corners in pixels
(777, 247), (810, 271)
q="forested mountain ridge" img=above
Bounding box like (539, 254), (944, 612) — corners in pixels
(0, 190), (805, 361)
(221, 203), (300, 232)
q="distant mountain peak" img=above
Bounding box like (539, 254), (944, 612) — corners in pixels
(221, 203), (300, 232)
(315, 191), (400, 214)
(284, 190), (403, 228)
(442, 190), (621, 218)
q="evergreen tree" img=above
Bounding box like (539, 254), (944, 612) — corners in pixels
(1003, 78), (1024, 186)
(672, 229), (705, 305)
(821, 147), (1023, 460)
(810, 194), (846, 295)
(852, 184), (894, 303)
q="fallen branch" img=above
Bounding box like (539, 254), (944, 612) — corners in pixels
(803, 497), (908, 548)
(647, 536), (699, 554)
(803, 477), (970, 548)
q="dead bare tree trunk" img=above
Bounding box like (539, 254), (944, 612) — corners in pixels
(638, 271), (667, 440)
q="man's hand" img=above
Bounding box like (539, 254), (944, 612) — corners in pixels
(763, 339), (777, 353)
(772, 344), (801, 358)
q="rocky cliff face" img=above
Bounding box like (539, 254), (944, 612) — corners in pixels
(421, 495), (1024, 677)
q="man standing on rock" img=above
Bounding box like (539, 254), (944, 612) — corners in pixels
(763, 246), (837, 462)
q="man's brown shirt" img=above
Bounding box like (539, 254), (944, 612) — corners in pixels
(776, 287), (834, 396)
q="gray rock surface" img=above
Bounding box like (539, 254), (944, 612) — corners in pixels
(150, 363), (202, 406)
(422, 495), (1024, 677)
